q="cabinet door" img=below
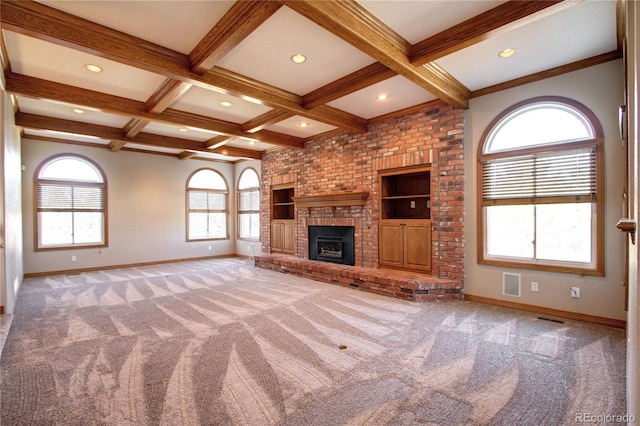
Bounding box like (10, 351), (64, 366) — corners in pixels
(404, 221), (431, 272)
(271, 222), (284, 252)
(379, 221), (404, 268)
(283, 221), (295, 253)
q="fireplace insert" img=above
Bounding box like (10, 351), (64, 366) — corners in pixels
(308, 226), (355, 266)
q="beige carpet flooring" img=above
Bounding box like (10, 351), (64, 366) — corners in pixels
(0, 258), (627, 425)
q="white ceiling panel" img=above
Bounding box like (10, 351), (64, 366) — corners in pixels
(16, 96), (130, 129)
(328, 75), (438, 119)
(265, 116), (337, 138)
(171, 86), (272, 124)
(224, 137), (274, 152)
(358, 0), (506, 44)
(36, 0), (234, 54)
(4, 32), (166, 102)
(436, 0), (617, 90)
(142, 122), (221, 143)
(216, 6), (377, 96)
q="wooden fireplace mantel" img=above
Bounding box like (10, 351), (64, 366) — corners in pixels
(292, 191), (370, 208)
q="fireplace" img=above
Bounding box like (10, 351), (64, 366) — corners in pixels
(308, 226), (355, 266)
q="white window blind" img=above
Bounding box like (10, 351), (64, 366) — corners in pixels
(482, 147), (596, 205)
(37, 184), (105, 211)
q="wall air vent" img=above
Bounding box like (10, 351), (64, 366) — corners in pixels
(503, 272), (521, 297)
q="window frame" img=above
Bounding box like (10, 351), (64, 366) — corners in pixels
(477, 96), (604, 276)
(186, 168), (229, 242)
(236, 167), (260, 241)
(34, 154), (108, 251)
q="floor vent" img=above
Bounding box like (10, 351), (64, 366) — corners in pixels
(503, 272), (521, 297)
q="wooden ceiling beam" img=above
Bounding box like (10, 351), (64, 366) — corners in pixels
(146, 78), (193, 114)
(209, 145), (263, 160)
(6, 73), (306, 149)
(189, 1), (282, 74)
(410, 0), (570, 66)
(16, 112), (263, 160)
(179, 151), (198, 160)
(17, 112), (199, 150)
(302, 62), (396, 109)
(123, 118), (149, 138)
(0, 0), (188, 71)
(243, 110), (294, 133)
(113, 79), (191, 151)
(283, 0), (469, 109)
(0, 0), (366, 133)
(108, 140), (127, 152)
(205, 135), (230, 149)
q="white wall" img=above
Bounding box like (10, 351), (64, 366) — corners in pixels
(21, 139), (245, 275)
(464, 60), (626, 321)
(1, 89), (24, 314)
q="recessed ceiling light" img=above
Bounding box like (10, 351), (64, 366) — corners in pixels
(291, 54), (307, 64)
(220, 101), (232, 107)
(498, 48), (517, 58)
(248, 140), (256, 145)
(178, 128), (188, 132)
(72, 108), (85, 114)
(85, 64), (103, 73)
(377, 94), (388, 101)
(298, 122), (310, 128)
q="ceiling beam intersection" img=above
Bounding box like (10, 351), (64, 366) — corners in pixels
(282, 0), (470, 109)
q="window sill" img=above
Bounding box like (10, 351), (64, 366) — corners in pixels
(36, 243), (107, 251)
(479, 258), (603, 277)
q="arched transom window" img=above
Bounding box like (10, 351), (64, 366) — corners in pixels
(237, 168), (260, 240)
(35, 154), (107, 250)
(478, 97), (604, 275)
(187, 168), (228, 240)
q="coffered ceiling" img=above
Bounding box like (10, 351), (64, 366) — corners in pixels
(0, 0), (622, 163)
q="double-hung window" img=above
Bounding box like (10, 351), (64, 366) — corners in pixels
(237, 168), (260, 240)
(187, 169), (228, 240)
(478, 97), (604, 275)
(35, 154), (107, 250)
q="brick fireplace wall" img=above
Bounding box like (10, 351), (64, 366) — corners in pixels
(260, 104), (465, 283)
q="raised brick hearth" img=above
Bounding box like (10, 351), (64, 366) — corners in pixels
(255, 253), (462, 302)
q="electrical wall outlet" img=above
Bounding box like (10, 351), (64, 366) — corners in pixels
(531, 281), (539, 292)
(71, 255), (77, 262)
(208, 246), (212, 251)
(571, 287), (580, 298)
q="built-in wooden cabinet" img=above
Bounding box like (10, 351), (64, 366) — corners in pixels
(271, 185), (294, 254)
(271, 220), (294, 254)
(379, 219), (431, 272)
(379, 166), (432, 272)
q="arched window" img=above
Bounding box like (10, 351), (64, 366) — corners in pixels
(237, 168), (260, 240)
(478, 97), (603, 275)
(187, 168), (228, 240)
(35, 154), (107, 250)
